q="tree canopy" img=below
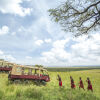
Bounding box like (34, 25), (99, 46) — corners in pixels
(49, 0), (100, 36)
(35, 64), (44, 68)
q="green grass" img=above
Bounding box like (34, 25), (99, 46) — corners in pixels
(0, 69), (100, 100)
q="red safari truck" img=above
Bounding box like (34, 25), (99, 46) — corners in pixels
(8, 65), (50, 85)
(0, 61), (13, 73)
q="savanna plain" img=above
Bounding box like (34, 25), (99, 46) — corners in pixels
(0, 68), (100, 100)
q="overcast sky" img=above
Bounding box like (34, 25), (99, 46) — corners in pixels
(0, 0), (100, 67)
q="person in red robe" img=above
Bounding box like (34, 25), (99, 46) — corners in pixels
(79, 77), (85, 90)
(57, 75), (62, 87)
(86, 77), (93, 92)
(70, 76), (75, 89)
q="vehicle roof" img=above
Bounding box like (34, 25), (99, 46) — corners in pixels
(0, 61), (15, 65)
(15, 65), (47, 71)
(0, 61), (47, 71)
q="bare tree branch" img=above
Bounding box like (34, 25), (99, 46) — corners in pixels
(49, 0), (100, 36)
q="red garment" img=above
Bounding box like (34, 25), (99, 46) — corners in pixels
(79, 80), (84, 88)
(71, 84), (75, 88)
(87, 80), (93, 90)
(71, 79), (75, 88)
(88, 84), (93, 90)
(59, 81), (62, 86)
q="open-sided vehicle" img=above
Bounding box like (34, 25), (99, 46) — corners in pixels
(0, 61), (13, 73)
(8, 65), (50, 85)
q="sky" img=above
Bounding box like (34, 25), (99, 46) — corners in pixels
(0, 0), (100, 67)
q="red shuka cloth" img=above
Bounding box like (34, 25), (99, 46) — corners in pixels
(79, 80), (84, 88)
(59, 81), (62, 86)
(71, 79), (75, 88)
(87, 80), (93, 90)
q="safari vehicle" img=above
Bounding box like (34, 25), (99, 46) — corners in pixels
(0, 61), (13, 73)
(8, 65), (50, 85)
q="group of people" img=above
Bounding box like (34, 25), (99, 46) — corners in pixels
(57, 75), (93, 92)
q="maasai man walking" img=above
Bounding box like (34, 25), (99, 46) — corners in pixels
(57, 74), (62, 87)
(70, 76), (75, 89)
(86, 77), (93, 92)
(79, 77), (85, 90)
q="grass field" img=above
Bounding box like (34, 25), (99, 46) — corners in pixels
(0, 69), (100, 100)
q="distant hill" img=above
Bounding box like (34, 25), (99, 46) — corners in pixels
(46, 66), (100, 72)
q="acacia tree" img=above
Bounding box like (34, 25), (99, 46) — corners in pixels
(49, 0), (100, 36)
(35, 64), (44, 68)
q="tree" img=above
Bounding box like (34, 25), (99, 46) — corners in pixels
(35, 64), (44, 68)
(49, 0), (100, 36)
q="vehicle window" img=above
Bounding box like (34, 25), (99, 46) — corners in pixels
(16, 67), (22, 73)
(0, 63), (4, 67)
(23, 69), (29, 75)
(22, 68), (24, 75)
(4, 65), (7, 67)
(41, 70), (44, 74)
(33, 69), (39, 75)
(28, 69), (32, 75)
(6, 65), (9, 68)
(9, 66), (12, 68)
(0, 63), (2, 67)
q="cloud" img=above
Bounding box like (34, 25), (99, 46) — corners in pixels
(35, 40), (44, 46)
(0, 26), (9, 35)
(41, 38), (71, 65)
(16, 33), (100, 66)
(0, 50), (16, 62)
(0, 0), (32, 16)
(0, 50), (4, 55)
(44, 39), (52, 43)
(11, 32), (16, 36)
(40, 33), (100, 66)
(70, 33), (100, 62)
(25, 56), (32, 59)
(23, 0), (67, 40)
(5, 55), (16, 61)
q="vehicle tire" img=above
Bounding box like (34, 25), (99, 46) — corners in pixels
(34, 80), (41, 85)
(14, 80), (21, 84)
(24, 80), (29, 84)
(41, 80), (46, 85)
